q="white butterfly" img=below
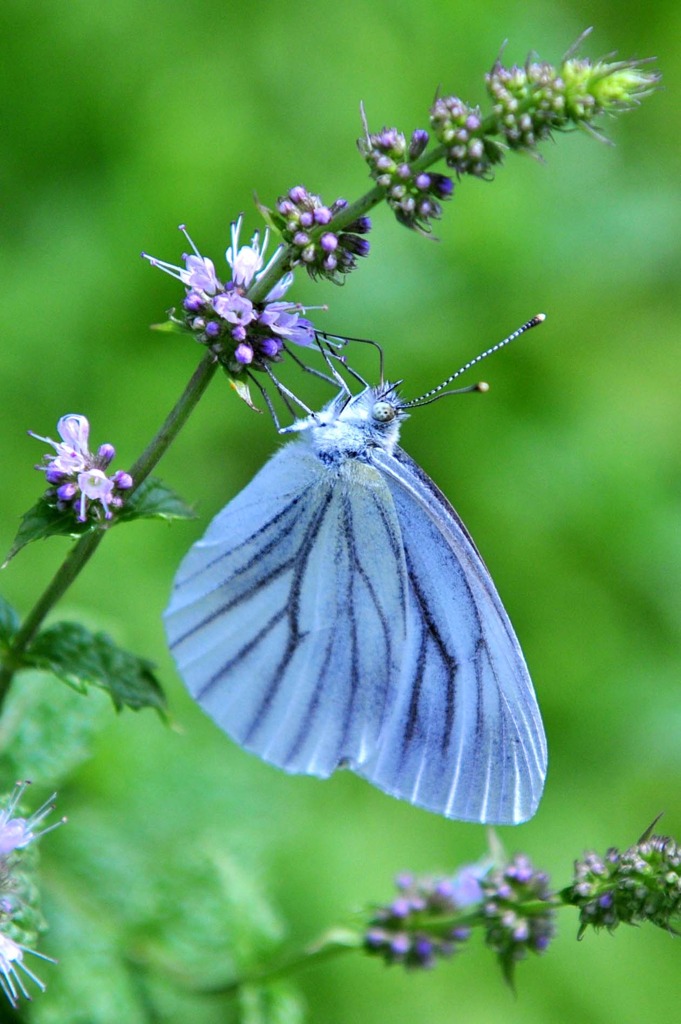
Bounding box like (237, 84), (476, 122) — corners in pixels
(165, 323), (547, 824)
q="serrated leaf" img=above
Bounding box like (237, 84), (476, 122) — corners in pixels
(0, 669), (111, 786)
(229, 374), (262, 413)
(0, 594), (20, 645)
(3, 497), (94, 566)
(118, 476), (195, 524)
(25, 622), (167, 714)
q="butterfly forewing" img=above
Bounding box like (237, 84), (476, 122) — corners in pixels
(359, 447), (547, 823)
(165, 443), (408, 777)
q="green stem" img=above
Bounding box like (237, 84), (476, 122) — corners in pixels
(207, 929), (362, 997)
(0, 352), (218, 703)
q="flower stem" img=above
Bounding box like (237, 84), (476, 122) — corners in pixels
(206, 928), (362, 997)
(0, 352), (219, 703)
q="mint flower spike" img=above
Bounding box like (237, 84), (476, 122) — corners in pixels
(428, 35), (660, 178)
(143, 216), (319, 379)
(0, 932), (55, 1010)
(0, 783), (61, 1009)
(483, 38), (660, 154)
(363, 845), (556, 986)
(566, 823), (681, 938)
(30, 414), (133, 525)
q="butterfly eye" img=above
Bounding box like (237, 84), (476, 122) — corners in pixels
(372, 401), (396, 423)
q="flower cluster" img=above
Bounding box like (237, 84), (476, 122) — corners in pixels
(429, 96), (501, 177)
(358, 126), (453, 233)
(485, 59), (567, 150)
(143, 217), (317, 369)
(267, 186), (371, 281)
(30, 414), (133, 524)
(567, 832), (681, 938)
(487, 51), (661, 150)
(363, 863), (486, 970)
(0, 782), (61, 1009)
(432, 49), (660, 176)
(481, 854), (556, 984)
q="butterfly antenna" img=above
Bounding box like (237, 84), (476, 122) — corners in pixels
(404, 314), (545, 409)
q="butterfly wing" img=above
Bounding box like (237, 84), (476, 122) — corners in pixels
(164, 441), (409, 777)
(354, 446), (547, 824)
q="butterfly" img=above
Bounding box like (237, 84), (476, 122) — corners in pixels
(164, 317), (547, 823)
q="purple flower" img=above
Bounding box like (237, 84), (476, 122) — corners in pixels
(143, 216), (321, 367)
(0, 782), (62, 857)
(30, 415), (133, 524)
(213, 291), (256, 327)
(77, 469), (115, 522)
(29, 414), (90, 475)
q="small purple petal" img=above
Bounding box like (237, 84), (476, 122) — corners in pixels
(182, 254), (220, 294)
(234, 343), (254, 364)
(390, 934), (410, 956)
(409, 128), (429, 158)
(390, 898), (411, 919)
(343, 236), (370, 257)
(112, 471), (133, 490)
(213, 292), (255, 326)
(288, 185), (308, 204)
(97, 443), (116, 466)
(57, 414), (90, 454)
(347, 216), (371, 234)
(57, 482), (78, 501)
(414, 937), (434, 964)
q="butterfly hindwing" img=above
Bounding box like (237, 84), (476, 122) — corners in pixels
(164, 441), (408, 777)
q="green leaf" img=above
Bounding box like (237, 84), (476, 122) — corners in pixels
(118, 476), (195, 524)
(3, 497), (95, 566)
(4, 480), (193, 565)
(24, 622), (167, 714)
(151, 315), (191, 335)
(228, 374), (262, 413)
(0, 594), (20, 645)
(254, 196), (285, 238)
(0, 669), (111, 787)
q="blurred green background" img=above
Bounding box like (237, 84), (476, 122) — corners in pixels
(1, 0), (679, 1021)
